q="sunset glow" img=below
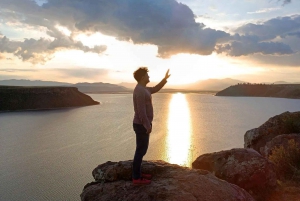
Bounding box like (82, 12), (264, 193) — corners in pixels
(0, 0), (299, 84)
(166, 93), (193, 166)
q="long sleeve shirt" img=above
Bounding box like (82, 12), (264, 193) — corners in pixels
(133, 78), (167, 130)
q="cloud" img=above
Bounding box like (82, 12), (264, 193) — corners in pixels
(0, 68), (37, 72)
(0, 0), (229, 59)
(216, 15), (300, 56)
(280, 0), (291, 5)
(0, 67), (111, 82)
(235, 15), (300, 40)
(288, 31), (300, 38)
(0, 0), (106, 63)
(247, 7), (281, 14)
(0, 35), (106, 63)
(0, 0), (298, 62)
(216, 39), (293, 56)
(0, 53), (6, 60)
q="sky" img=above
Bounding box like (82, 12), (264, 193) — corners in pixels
(0, 0), (300, 85)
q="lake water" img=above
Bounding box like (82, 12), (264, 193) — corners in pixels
(1, 93), (300, 201)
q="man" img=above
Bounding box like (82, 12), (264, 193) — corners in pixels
(132, 67), (171, 185)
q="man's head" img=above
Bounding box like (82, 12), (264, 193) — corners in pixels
(133, 67), (150, 84)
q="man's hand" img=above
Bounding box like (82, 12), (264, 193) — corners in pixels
(146, 127), (152, 134)
(164, 69), (171, 80)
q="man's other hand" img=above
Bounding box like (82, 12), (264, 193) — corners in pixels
(146, 127), (152, 134)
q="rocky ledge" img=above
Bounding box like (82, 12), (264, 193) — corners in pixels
(244, 111), (300, 154)
(82, 111), (300, 201)
(0, 86), (99, 111)
(81, 160), (254, 201)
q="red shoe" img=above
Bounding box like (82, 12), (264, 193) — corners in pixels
(141, 173), (152, 180)
(132, 177), (151, 185)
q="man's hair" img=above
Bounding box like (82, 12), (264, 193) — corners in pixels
(133, 67), (149, 82)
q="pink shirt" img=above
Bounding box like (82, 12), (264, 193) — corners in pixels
(133, 79), (167, 130)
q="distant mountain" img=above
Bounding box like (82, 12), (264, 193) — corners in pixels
(273, 81), (290, 84)
(273, 81), (300, 84)
(0, 79), (72, 86)
(182, 78), (246, 91)
(73, 82), (131, 93)
(3, 79), (300, 93)
(0, 80), (131, 93)
(119, 78), (245, 91)
(118, 82), (137, 89)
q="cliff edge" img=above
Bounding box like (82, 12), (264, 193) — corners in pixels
(216, 84), (300, 99)
(0, 86), (99, 112)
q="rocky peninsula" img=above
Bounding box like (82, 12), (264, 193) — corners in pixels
(216, 84), (300, 99)
(0, 86), (99, 112)
(81, 111), (300, 201)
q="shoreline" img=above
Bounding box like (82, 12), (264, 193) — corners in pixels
(0, 103), (99, 113)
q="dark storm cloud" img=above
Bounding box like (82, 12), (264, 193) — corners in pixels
(0, 0), (298, 63)
(216, 15), (300, 56)
(41, 0), (230, 57)
(216, 34), (294, 56)
(0, 0), (229, 59)
(235, 15), (300, 40)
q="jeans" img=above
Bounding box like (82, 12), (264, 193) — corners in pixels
(132, 123), (150, 179)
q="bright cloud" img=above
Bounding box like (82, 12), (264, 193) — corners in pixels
(0, 0), (299, 84)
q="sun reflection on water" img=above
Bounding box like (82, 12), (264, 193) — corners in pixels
(166, 93), (192, 167)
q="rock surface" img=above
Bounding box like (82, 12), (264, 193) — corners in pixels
(244, 111), (300, 154)
(192, 148), (277, 201)
(0, 86), (99, 111)
(81, 160), (255, 201)
(262, 134), (300, 157)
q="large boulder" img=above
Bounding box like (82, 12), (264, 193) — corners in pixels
(244, 111), (300, 154)
(262, 134), (300, 180)
(192, 148), (277, 201)
(81, 160), (255, 201)
(262, 134), (300, 157)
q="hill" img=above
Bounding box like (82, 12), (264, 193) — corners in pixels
(216, 84), (300, 99)
(73, 82), (131, 93)
(0, 86), (99, 112)
(0, 80), (131, 93)
(0, 79), (72, 86)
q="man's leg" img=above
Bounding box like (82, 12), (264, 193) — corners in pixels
(132, 123), (149, 180)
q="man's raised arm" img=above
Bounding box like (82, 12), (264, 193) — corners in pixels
(147, 69), (171, 94)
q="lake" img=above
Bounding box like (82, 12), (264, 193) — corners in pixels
(1, 93), (300, 201)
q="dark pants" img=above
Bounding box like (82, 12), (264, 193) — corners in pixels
(132, 123), (150, 179)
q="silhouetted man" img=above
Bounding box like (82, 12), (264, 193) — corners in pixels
(132, 67), (171, 185)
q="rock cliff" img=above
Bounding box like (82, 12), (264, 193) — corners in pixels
(244, 111), (300, 154)
(0, 86), (99, 111)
